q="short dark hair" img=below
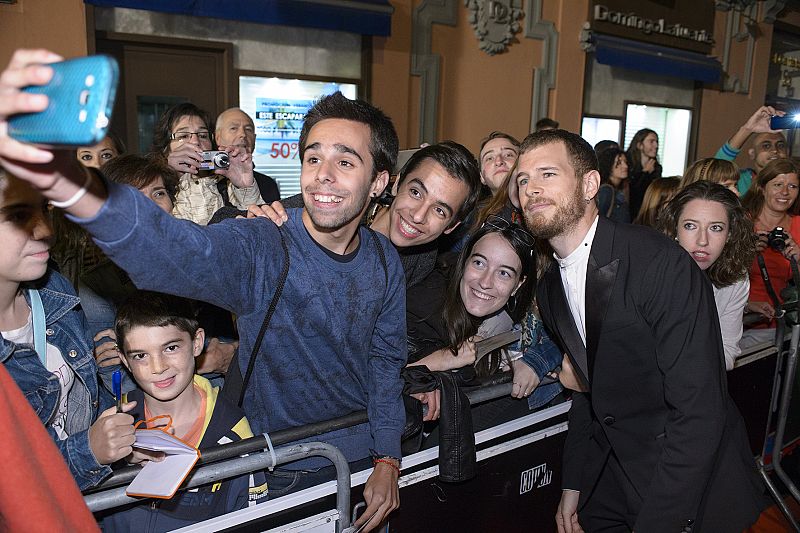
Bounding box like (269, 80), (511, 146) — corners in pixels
(658, 181), (755, 288)
(151, 102), (212, 154)
(102, 153), (179, 202)
(395, 141), (482, 225)
(519, 129), (598, 180)
(479, 131), (521, 155)
(593, 139), (619, 156)
(535, 118), (559, 131)
(115, 291), (200, 353)
(299, 92), (398, 179)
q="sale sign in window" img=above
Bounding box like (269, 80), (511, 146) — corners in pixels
(239, 76), (358, 199)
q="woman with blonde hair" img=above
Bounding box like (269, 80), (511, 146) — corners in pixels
(633, 177), (680, 227)
(680, 158), (740, 196)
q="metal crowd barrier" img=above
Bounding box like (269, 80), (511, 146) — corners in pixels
(84, 372), (516, 528)
(757, 322), (800, 532)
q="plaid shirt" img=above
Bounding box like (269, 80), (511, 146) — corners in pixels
(172, 173), (262, 225)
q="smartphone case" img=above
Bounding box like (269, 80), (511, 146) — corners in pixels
(8, 55), (119, 147)
(770, 115), (799, 130)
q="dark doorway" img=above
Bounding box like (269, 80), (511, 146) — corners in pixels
(95, 32), (234, 153)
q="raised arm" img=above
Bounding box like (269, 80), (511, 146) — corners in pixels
(718, 105), (784, 157)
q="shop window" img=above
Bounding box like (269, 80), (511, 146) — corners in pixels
(623, 103), (692, 177)
(239, 74), (359, 199)
(581, 116), (621, 149)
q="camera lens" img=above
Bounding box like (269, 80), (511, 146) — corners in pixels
(214, 153), (230, 169)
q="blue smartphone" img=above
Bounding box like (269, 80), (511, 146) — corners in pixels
(8, 55), (119, 147)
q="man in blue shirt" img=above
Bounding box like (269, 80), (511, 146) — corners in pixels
(715, 105), (788, 195)
(0, 50), (405, 532)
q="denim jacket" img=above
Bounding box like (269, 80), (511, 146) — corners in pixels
(0, 270), (114, 490)
(519, 311), (563, 410)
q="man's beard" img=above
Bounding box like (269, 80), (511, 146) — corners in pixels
(523, 181), (586, 240)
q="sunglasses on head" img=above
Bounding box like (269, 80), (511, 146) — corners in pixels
(482, 214), (535, 248)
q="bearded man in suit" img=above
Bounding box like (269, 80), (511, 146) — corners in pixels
(516, 129), (766, 533)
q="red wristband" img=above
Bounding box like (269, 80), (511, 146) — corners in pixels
(373, 457), (401, 475)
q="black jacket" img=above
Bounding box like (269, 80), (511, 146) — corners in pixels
(537, 217), (766, 532)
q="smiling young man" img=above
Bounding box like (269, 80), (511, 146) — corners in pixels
(252, 141), (481, 289)
(478, 132), (520, 196)
(518, 129), (766, 533)
(0, 51), (405, 533)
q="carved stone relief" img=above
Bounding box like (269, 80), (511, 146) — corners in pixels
(465, 0), (524, 55)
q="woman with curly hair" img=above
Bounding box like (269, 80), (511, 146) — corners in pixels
(658, 181), (756, 369)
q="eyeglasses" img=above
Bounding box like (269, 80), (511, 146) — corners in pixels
(482, 214), (535, 248)
(170, 131), (211, 142)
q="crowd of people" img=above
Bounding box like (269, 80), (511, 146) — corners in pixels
(0, 48), (792, 532)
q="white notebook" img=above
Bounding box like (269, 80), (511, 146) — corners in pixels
(125, 428), (201, 499)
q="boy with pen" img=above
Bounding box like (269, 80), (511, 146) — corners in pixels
(100, 290), (267, 532)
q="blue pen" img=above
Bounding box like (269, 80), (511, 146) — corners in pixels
(113, 369), (122, 413)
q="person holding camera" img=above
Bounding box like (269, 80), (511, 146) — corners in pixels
(152, 102), (261, 225)
(741, 158), (800, 347)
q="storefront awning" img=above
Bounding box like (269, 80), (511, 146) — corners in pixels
(84, 0), (394, 36)
(592, 33), (721, 83)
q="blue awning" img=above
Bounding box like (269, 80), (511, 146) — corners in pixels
(85, 0), (394, 36)
(592, 33), (721, 83)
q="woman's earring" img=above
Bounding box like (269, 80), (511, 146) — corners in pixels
(506, 293), (518, 313)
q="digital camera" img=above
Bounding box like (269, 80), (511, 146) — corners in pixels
(199, 150), (229, 171)
(768, 226), (788, 252)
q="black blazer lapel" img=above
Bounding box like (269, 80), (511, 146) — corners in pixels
(586, 218), (619, 378)
(543, 263), (590, 387)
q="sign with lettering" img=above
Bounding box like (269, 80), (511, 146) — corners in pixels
(519, 463), (553, 494)
(589, 0), (715, 54)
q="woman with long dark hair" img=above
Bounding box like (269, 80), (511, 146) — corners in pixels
(626, 128), (662, 219)
(404, 215), (562, 422)
(597, 147), (630, 222)
(658, 181), (756, 369)
(407, 218), (536, 374)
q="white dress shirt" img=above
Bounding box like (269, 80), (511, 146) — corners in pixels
(555, 216), (599, 347)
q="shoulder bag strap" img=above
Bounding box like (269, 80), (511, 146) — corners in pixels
(28, 289), (48, 366)
(234, 227), (290, 407)
(757, 253), (783, 313)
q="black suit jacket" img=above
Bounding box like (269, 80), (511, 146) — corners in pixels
(538, 217), (765, 532)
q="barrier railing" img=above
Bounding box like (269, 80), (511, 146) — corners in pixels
(757, 322), (800, 532)
(84, 373), (516, 521)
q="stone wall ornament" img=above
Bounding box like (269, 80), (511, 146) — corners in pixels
(465, 0), (524, 55)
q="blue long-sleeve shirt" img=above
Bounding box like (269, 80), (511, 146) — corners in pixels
(715, 142), (755, 195)
(72, 182), (407, 462)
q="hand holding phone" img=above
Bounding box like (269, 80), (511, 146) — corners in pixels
(8, 55), (119, 147)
